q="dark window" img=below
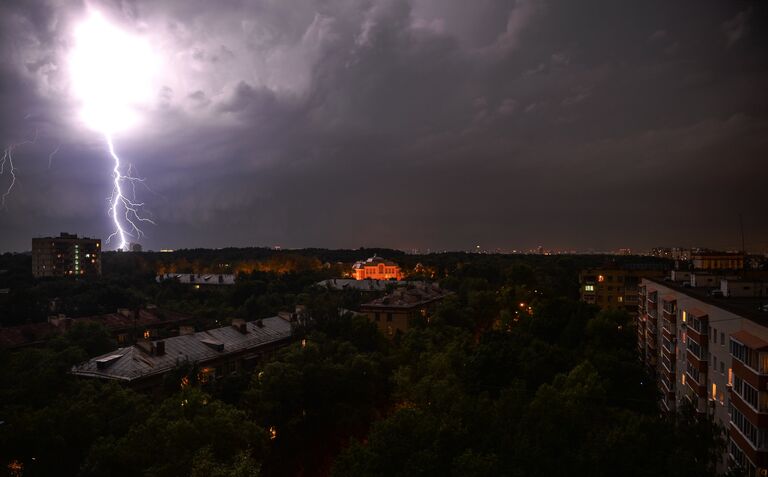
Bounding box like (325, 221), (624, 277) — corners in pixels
(387, 313), (393, 322)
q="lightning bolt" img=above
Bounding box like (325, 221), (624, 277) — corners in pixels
(105, 134), (154, 250)
(0, 130), (38, 208)
(47, 143), (61, 169)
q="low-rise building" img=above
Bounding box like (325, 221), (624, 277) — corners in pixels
(692, 251), (745, 271)
(32, 233), (101, 278)
(360, 284), (451, 337)
(638, 274), (768, 475)
(0, 308), (195, 349)
(351, 256), (404, 281)
(156, 273), (236, 287)
(71, 316), (292, 390)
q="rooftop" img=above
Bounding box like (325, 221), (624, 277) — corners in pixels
(74, 308), (194, 333)
(644, 277), (768, 324)
(0, 321), (58, 348)
(316, 278), (430, 292)
(352, 255), (399, 269)
(32, 232), (100, 241)
(156, 273), (236, 285)
(361, 284), (451, 309)
(0, 308), (194, 349)
(71, 316), (292, 382)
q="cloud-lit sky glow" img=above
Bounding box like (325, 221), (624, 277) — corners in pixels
(70, 12), (158, 133)
(0, 0), (766, 253)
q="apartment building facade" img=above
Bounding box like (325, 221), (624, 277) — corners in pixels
(579, 264), (668, 315)
(638, 275), (768, 475)
(32, 232), (101, 278)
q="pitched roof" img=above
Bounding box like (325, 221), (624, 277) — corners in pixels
(0, 308), (195, 349)
(75, 309), (193, 332)
(0, 322), (58, 348)
(156, 273), (236, 285)
(351, 256), (399, 269)
(71, 316), (292, 382)
(316, 279), (430, 291)
(360, 285), (451, 310)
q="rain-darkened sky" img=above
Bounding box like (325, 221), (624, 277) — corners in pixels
(0, 0), (766, 253)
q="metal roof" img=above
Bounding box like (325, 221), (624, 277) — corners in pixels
(156, 273), (236, 285)
(360, 285), (451, 310)
(71, 316), (292, 382)
(316, 278), (431, 292)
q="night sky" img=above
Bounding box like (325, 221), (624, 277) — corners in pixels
(0, 0), (766, 253)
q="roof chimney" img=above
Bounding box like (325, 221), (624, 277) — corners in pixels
(232, 318), (247, 334)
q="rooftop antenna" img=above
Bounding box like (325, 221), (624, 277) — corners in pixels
(739, 213), (746, 254)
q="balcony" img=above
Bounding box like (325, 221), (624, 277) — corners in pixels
(661, 354), (675, 374)
(647, 308), (658, 321)
(685, 373), (707, 398)
(729, 424), (768, 468)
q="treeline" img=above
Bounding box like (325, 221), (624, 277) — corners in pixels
(0, 248), (670, 327)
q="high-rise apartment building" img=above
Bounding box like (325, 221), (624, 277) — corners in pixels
(638, 272), (768, 475)
(32, 233), (102, 278)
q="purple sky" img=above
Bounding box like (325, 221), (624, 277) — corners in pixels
(0, 0), (766, 253)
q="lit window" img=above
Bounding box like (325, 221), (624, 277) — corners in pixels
(681, 374), (686, 385)
(584, 285), (595, 292)
(712, 382), (717, 400)
(598, 275), (605, 283)
(618, 296), (624, 303)
(143, 330), (150, 339)
(682, 310), (687, 323)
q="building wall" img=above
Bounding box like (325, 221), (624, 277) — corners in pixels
(32, 234), (101, 278)
(692, 254), (745, 270)
(579, 268), (667, 315)
(363, 308), (414, 337)
(639, 278), (768, 475)
(353, 263), (404, 281)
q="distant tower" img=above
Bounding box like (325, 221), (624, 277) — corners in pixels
(129, 242), (143, 252)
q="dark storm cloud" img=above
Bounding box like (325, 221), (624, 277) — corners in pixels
(0, 0), (766, 252)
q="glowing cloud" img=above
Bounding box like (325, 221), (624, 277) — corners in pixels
(69, 12), (159, 133)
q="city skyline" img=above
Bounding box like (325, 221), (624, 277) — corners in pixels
(1, 0), (766, 253)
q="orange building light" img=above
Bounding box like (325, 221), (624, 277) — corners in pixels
(351, 256), (404, 281)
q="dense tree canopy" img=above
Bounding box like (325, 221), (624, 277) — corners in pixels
(0, 250), (727, 477)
